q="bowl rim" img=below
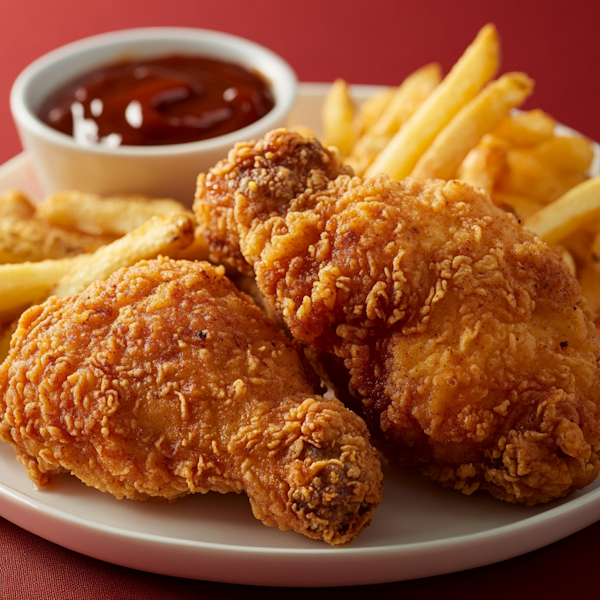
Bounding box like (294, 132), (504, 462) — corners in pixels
(10, 26), (298, 157)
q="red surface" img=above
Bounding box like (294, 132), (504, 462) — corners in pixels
(1, 0), (600, 597)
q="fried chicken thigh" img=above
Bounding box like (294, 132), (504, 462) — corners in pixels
(0, 257), (382, 544)
(194, 129), (600, 505)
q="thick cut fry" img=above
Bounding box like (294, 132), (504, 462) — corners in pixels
(457, 142), (507, 193)
(498, 149), (586, 203)
(0, 256), (85, 323)
(366, 24), (500, 179)
(0, 217), (111, 264)
(525, 176), (600, 244)
(37, 191), (187, 236)
(411, 72), (533, 180)
(52, 213), (195, 297)
(491, 109), (556, 147)
(347, 64), (441, 175)
(530, 135), (595, 173)
(322, 79), (356, 157)
(0, 189), (35, 220)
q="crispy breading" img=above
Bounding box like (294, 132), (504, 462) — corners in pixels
(194, 129), (600, 505)
(0, 257), (382, 544)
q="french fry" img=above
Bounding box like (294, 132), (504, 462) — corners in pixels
(530, 135), (595, 173)
(371, 64), (442, 137)
(411, 72), (533, 180)
(492, 191), (544, 220)
(366, 24), (500, 179)
(0, 217), (110, 264)
(0, 189), (36, 219)
(52, 213), (195, 297)
(37, 191), (187, 236)
(347, 63), (441, 175)
(497, 149), (586, 203)
(355, 87), (395, 137)
(457, 141), (507, 193)
(524, 176), (600, 244)
(0, 256), (86, 323)
(491, 109), (556, 147)
(322, 79), (356, 157)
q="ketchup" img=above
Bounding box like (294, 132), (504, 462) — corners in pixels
(38, 54), (275, 147)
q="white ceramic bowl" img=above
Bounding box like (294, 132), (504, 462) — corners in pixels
(10, 27), (298, 206)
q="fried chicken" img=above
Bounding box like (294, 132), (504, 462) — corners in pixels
(194, 129), (600, 505)
(0, 257), (382, 544)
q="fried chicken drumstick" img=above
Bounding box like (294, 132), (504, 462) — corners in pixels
(0, 257), (383, 544)
(194, 129), (600, 505)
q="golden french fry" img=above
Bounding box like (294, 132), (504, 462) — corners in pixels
(0, 189), (36, 220)
(524, 176), (600, 244)
(411, 72), (534, 180)
(52, 213), (195, 297)
(366, 24), (500, 179)
(0, 217), (111, 264)
(322, 79), (356, 157)
(491, 109), (556, 147)
(37, 191), (187, 236)
(355, 87), (395, 137)
(371, 63), (442, 137)
(497, 149), (586, 203)
(0, 256), (86, 323)
(530, 135), (595, 173)
(458, 142), (507, 193)
(348, 63), (441, 175)
(492, 191), (545, 220)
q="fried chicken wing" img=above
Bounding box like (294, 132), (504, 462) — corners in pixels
(194, 129), (600, 505)
(0, 257), (382, 544)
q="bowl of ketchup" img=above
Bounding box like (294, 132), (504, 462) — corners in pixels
(10, 28), (297, 206)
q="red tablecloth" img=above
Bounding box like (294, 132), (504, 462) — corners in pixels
(1, 1), (600, 597)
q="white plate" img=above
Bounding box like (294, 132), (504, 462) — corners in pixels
(1, 83), (600, 588)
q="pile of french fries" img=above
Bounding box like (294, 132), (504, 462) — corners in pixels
(0, 189), (209, 361)
(322, 23), (600, 316)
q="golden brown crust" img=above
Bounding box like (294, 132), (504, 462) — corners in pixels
(194, 129), (600, 505)
(0, 257), (382, 544)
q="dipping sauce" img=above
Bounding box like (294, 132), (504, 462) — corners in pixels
(38, 54), (275, 147)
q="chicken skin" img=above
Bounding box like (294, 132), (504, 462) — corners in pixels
(194, 129), (600, 505)
(0, 257), (382, 545)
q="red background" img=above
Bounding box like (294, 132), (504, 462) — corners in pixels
(1, 0), (600, 598)
(1, 0), (600, 165)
